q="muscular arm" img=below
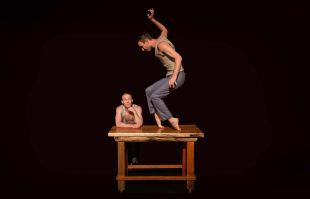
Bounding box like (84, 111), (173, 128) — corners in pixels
(147, 8), (168, 38)
(148, 8), (182, 88)
(129, 106), (143, 128)
(115, 107), (140, 128)
(158, 42), (183, 87)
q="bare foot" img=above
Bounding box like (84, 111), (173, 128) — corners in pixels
(154, 113), (165, 129)
(168, 117), (181, 130)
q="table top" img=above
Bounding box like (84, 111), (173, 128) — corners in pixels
(108, 125), (205, 138)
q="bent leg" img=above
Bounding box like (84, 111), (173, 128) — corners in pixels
(145, 77), (169, 115)
(147, 72), (186, 130)
(151, 72), (186, 121)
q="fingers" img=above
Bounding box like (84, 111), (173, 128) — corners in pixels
(147, 8), (154, 16)
(168, 81), (173, 88)
(169, 82), (177, 89)
(169, 78), (178, 88)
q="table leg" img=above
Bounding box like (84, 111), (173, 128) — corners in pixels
(182, 142), (187, 176)
(117, 142), (126, 192)
(125, 143), (128, 175)
(186, 141), (195, 193)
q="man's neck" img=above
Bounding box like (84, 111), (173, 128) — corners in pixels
(150, 39), (157, 48)
(123, 105), (132, 109)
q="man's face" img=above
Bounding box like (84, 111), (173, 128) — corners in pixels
(138, 40), (152, 52)
(121, 94), (133, 108)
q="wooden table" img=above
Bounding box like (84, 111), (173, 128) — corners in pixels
(108, 125), (205, 193)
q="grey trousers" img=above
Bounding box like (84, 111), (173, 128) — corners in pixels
(145, 71), (186, 121)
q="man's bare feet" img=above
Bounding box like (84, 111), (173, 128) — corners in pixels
(168, 117), (181, 130)
(154, 113), (165, 129)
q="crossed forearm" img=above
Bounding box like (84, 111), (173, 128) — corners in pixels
(131, 109), (143, 126)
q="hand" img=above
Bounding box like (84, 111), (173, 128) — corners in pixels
(127, 106), (136, 113)
(169, 76), (177, 89)
(132, 123), (141, 129)
(147, 8), (154, 20)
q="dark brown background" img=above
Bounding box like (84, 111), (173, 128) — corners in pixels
(2, 0), (308, 197)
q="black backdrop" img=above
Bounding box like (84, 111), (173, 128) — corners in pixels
(2, 0), (308, 197)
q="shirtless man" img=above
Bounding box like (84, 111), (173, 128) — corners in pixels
(115, 93), (143, 129)
(115, 93), (143, 164)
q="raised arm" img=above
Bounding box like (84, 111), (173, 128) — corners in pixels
(147, 8), (168, 38)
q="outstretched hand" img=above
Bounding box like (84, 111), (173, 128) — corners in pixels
(147, 8), (154, 20)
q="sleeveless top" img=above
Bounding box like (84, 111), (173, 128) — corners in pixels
(155, 36), (184, 76)
(121, 104), (137, 124)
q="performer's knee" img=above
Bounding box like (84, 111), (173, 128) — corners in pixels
(145, 87), (152, 96)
